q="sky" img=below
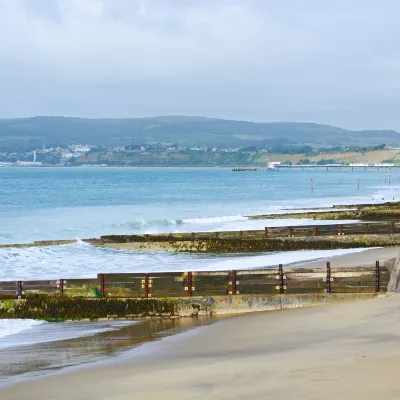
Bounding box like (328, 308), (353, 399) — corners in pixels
(0, 0), (400, 130)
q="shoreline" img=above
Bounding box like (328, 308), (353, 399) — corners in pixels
(3, 295), (400, 399)
(289, 246), (399, 269)
(0, 315), (224, 388)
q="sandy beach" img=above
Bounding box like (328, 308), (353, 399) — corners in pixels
(2, 292), (400, 400)
(292, 246), (399, 268)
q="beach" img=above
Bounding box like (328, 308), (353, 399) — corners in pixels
(1, 293), (400, 400)
(291, 245), (399, 268)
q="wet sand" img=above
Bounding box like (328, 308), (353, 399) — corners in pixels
(0, 316), (221, 387)
(292, 246), (399, 268)
(3, 294), (400, 399)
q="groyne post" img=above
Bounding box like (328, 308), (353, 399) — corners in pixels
(314, 226), (319, 236)
(338, 224), (343, 235)
(279, 264), (285, 295)
(99, 274), (105, 297)
(375, 261), (380, 293)
(60, 279), (64, 298)
(239, 231), (244, 240)
(231, 270), (237, 295)
(364, 223), (369, 234)
(326, 262), (331, 293)
(17, 281), (22, 299)
(264, 227), (269, 238)
(187, 272), (193, 297)
(392, 222), (395, 234)
(145, 274), (150, 297)
(215, 232), (220, 240)
(191, 233), (196, 241)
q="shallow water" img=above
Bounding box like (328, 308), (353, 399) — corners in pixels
(0, 317), (220, 387)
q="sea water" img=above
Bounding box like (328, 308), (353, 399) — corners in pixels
(0, 167), (398, 346)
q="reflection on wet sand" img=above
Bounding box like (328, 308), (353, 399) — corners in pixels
(0, 316), (221, 386)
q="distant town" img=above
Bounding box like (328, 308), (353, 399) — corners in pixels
(0, 143), (399, 167)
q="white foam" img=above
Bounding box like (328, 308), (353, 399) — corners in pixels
(0, 319), (45, 340)
(183, 215), (247, 224)
(0, 320), (138, 349)
(0, 244), (376, 281)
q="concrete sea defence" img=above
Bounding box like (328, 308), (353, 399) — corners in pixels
(0, 293), (382, 320)
(0, 262), (390, 320)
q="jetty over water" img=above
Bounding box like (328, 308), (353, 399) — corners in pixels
(232, 164), (400, 171)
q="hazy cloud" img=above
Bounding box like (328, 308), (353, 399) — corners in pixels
(1, 0), (400, 130)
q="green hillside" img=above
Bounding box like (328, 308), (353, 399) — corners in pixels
(0, 116), (399, 151)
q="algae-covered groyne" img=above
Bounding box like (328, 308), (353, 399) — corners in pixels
(0, 222), (399, 253)
(247, 201), (400, 221)
(0, 262), (391, 320)
(98, 221), (400, 252)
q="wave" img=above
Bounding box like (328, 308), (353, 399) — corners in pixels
(0, 319), (46, 341)
(107, 219), (184, 230)
(182, 215), (247, 224)
(0, 320), (138, 349)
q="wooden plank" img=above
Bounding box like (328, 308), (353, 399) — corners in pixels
(192, 271), (231, 296)
(103, 273), (146, 298)
(149, 272), (188, 297)
(63, 278), (99, 298)
(236, 269), (280, 294)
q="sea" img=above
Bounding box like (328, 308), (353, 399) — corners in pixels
(0, 166), (398, 381)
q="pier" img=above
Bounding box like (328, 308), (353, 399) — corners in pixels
(232, 164), (400, 171)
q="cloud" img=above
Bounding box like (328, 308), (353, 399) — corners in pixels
(0, 0), (400, 130)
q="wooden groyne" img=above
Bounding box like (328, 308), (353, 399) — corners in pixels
(97, 222), (400, 252)
(0, 262), (388, 299)
(0, 222), (399, 253)
(0, 262), (390, 320)
(247, 201), (400, 221)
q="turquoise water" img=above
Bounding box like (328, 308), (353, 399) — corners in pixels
(0, 167), (398, 242)
(0, 167), (398, 351)
(0, 167), (398, 282)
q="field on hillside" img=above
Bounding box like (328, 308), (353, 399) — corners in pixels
(265, 149), (400, 164)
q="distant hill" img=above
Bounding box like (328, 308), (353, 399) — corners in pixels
(0, 116), (399, 151)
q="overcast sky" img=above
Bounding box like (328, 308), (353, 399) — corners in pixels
(1, 0), (400, 130)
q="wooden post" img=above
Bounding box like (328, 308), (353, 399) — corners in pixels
(264, 227), (269, 238)
(339, 224), (343, 235)
(99, 273), (105, 297)
(17, 281), (23, 299)
(364, 223), (369, 234)
(187, 272), (193, 297)
(375, 261), (380, 293)
(144, 234), (150, 241)
(215, 232), (219, 240)
(289, 227), (293, 237)
(279, 264), (285, 295)
(144, 274), (149, 298)
(191, 232), (196, 241)
(392, 222), (395, 234)
(326, 262), (331, 294)
(231, 270), (237, 295)
(314, 226), (319, 236)
(60, 279), (64, 298)
(239, 231), (243, 240)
